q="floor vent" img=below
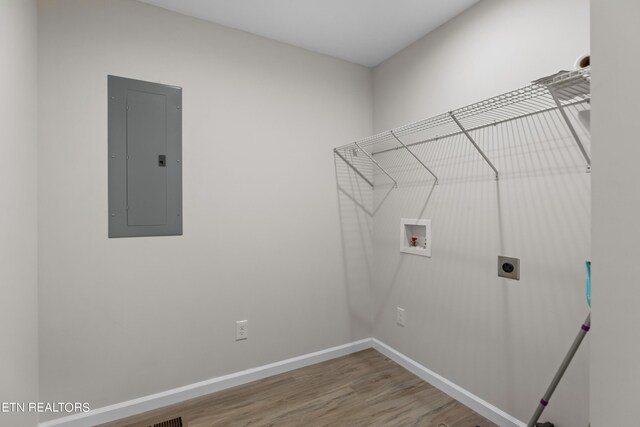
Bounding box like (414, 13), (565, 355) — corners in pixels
(150, 417), (182, 427)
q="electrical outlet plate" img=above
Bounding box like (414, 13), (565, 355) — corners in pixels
(396, 307), (406, 326)
(236, 320), (248, 340)
(498, 256), (520, 280)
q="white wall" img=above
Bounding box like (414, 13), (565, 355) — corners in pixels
(0, 1), (39, 426)
(334, 152), (375, 337)
(371, 1), (590, 426)
(37, 0), (372, 419)
(590, 1), (640, 425)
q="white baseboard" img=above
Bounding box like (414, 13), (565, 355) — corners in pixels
(371, 338), (526, 427)
(40, 337), (525, 427)
(38, 338), (372, 427)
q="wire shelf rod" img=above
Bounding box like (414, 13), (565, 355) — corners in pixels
(547, 89), (592, 170)
(450, 112), (499, 179)
(354, 141), (398, 188)
(333, 149), (374, 188)
(390, 131), (439, 184)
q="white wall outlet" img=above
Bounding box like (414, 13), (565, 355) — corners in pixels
(236, 320), (248, 341)
(396, 307), (406, 327)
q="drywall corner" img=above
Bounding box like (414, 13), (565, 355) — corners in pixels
(0, 0), (39, 426)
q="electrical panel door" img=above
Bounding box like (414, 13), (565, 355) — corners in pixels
(108, 75), (182, 238)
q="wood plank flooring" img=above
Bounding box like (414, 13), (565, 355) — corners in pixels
(99, 349), (497, 427)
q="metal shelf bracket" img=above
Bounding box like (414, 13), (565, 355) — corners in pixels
(334, 149), (374, 188)
(449, 112), (500, 180)
(547, 88), (592, 171)
(390, 131), (439, 184)
(354, 141), (398, 188)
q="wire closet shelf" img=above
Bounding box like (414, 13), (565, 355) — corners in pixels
(334, 67), (591, 188)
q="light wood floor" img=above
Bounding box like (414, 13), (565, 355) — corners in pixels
(99, 349), (497, 427)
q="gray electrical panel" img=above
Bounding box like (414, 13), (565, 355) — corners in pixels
(108, 75), (182, 238)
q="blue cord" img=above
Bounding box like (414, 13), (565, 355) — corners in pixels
(585, 260), (591, 307)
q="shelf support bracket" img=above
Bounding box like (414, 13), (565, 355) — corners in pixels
(390, 131), (439, 184)
(547, 88), (592, 171)
(354, 141), (398, 188)
(334, 149), (374, 188)
(450, 112), (499, 180)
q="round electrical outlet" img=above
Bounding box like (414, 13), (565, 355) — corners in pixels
(502, 263), (515, 273)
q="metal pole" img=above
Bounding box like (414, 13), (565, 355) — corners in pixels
(548, 90), (591, 171)
(334, 149), (374, 188)
(449, 112), (499, 180)
(390, 131), (439, 184)
(354, 141), (398, 188)
(527, 313), (591, 427)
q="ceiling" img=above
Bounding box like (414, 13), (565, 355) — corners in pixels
(137, 0), (479, 67)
